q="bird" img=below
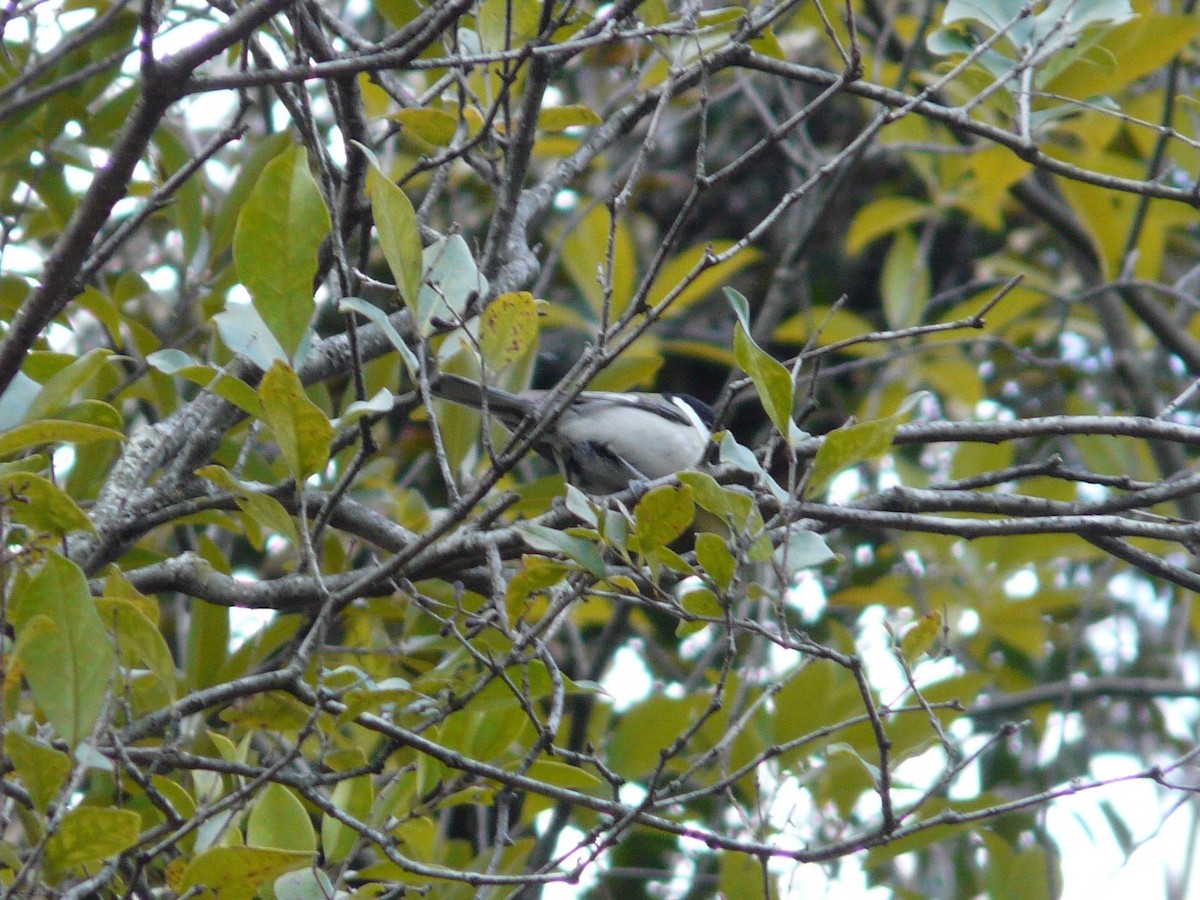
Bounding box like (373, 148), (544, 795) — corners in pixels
(430, 373), (715, 494)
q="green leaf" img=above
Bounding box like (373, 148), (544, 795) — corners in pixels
(0, 420), (125, 459)
(0, 370), (41, 429)
(806, 393), (925, 495)
(479, 291), (539, 370)
(695, 531), (736, 590)
(194, 465), (300, 548)
(679, 586), (723, 636)
(248, 783), (317, 853)
(0, 473), (93, 536)
(727, 289), (795, 445)
(45, 807), (141, 875)
(274, 869), (339, 900)
(96, 598), (178, 701)
(634, 484), (695, 551)
(5, 731), (71, 811)
(478, 0), (542, 50)
(21, 347), (112, 423)
(520, 758), (603, 790)
(608, 694), (706, 778)
(719, 851), (768, 900)
(391, 107), (459, 144)
(678, 470), (757, 527)
(233, 143), (330, 360)
(356, 141), (423, 310)
(180, 846), (314, 900)
(772, 529), (835, 575)
(257, 361), (333, 480)
(333, 387), (395, 429)
(211, 130), (294, 260)
(10, 553), (116, 747)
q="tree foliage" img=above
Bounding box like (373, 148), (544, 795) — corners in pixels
(2, 0), (1200, 895)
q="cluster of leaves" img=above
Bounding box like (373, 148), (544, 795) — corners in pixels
(2, 0), (1200, 896)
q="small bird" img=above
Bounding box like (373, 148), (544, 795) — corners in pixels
(431, 373), (715, 494)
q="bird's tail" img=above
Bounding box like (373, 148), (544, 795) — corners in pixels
(431, 373), (536, 426)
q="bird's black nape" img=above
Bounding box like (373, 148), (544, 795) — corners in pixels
(668, 393), (716, 429)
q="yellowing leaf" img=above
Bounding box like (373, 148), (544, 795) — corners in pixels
(537, 104), (601, 131)
(560, 206), (636, 320)
(1044, 14), (1200, 100)
(634, 484), (695, 550)
(257, 361), (333, 480)
(845, 196), (931, 255)
(480, 291), (539, 370)
(233, 143), (330, 359)
(45, 807), (141, 875)
(646, 242), (762, 318)
(0, 420), (125, 459)
(357, 72), (391, 118)
(901, 611), (942, 663)
(0, 473), (93, 536)
(391, 107), (459, 144)
(180, 846), (314, 900)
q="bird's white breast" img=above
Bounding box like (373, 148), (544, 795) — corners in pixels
(555, 401), (709, 481)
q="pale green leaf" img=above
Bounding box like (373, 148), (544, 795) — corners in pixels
(337, 296), (420, 377)
(96, 598), (178, 700)
(5, 731), (71, 811)
(213, 299), (289, 370)
(845, 196), (932, 255)
(248, 784), (317, 853)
